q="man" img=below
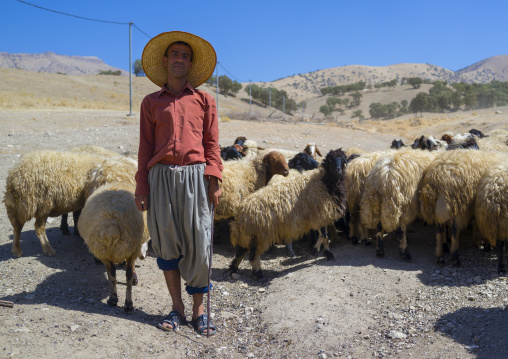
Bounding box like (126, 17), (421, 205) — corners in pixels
(135, 31), (222, 336)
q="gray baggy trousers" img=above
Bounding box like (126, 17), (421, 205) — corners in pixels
(148, 163), (212, 291)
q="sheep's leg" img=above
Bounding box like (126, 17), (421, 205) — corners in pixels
(249, 237), (263, 280)
(349, 213), (359, 245)
(73, 209), (82, 237)
(397, 226), (411, 261)
(229, 246), (249, 274)
(497, 240), (505, 275)
(124, 255), (136, 312)
(35, 216), (56, 256)
(60, 213), (70, 236)
(104, 261), (118, 307)
(286, 241), (296, 258)
(450, 221), (461, 267)
(10, 217), (24, 258)
(314, 227), (334, 260)
(436, 224), (446, 265)
(360, 225), (372, 246)
(375, 223), (385, 257)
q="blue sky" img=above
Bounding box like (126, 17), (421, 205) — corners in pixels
(3, 0), (508, 83)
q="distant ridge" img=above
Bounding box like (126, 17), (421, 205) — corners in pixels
(0, 51), (128, 76)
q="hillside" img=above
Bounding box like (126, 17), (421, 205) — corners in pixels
(0, 51), (128, 76)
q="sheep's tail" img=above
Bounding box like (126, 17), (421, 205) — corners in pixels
(360, 189), (381, 230)
(419, 183), (437, 225)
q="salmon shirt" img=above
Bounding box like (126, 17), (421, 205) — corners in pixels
(135, 83), (223, 196)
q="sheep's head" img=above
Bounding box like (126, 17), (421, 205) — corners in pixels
(440, 133), (454, 144)
(221, 145), (243, 161)
(390, 139), (405, 149)
(303, 142), (322, 159)
(411, 135), (425, 149)
(288, 152), (319, 173)
(263, 151), (289, 179)
(469, 128), (488, 138)
(234, 136), (247, 146)
(321, 148), (348, 202)
(322, 148), (347, 178)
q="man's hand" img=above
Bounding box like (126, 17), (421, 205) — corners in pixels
(208, 176), (222, 207)
(135, 195), (149, 212)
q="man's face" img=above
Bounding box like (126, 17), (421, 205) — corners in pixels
(163, 43), (192, 80)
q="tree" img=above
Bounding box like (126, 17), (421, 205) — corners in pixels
(133, 59), (144, 76)
(218, 75), (233, 96)
(319, 105), (332, 117)
(409, 92), (429, 115)
(231, 80), (242, 95)
(350, 92), (362, 107)
(408, 77), (423, 89)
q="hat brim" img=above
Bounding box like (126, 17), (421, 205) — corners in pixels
(142, 31), (216, 88)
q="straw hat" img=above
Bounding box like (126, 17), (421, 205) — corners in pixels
(142, 31), (216, 88)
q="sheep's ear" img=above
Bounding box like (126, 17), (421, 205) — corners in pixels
(316, 147), (322, 157)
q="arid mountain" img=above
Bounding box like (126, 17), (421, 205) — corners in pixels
(456, 55), (508, 83)
(251, 55), (508, 102)
(0, 51), (128, 76)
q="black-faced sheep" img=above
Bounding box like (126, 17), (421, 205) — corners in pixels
(390, 139), (406, 149)
(360, 148), (439, 260)
(4, 150), (137, 257)
(229, 148), (348, 279)
(474, 161), (508, 274)
(411, 135), (448, 151)
(469, 129), (488, 138)
(287, 152), (319, 173)
(215, 151), (289, 221)
(78, 182), (149, 312)
(419, 150), (508, 266)
(220, 144), (245, 161)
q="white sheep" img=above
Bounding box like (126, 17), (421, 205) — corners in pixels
(474, 161), (508, 274)
(345, 149), (395, 245)
(360, 148), (439, 260)
(78, 182), (149, 312)
(419, 149), (508, 266)
(476, 129), (508, 152)
(215, 151), (289, 221)
(4, 150), (137, 257)
(229, 149), (348, 279)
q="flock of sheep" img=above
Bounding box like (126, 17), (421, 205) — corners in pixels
(3, 127), (508, 311)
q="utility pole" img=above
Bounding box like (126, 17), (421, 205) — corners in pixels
(128, 22), (133, 116)
(215, 62), (219, 117)
(249, 80), (252, 116)
(269, 88), (271, 113)
(283, 96), (285, 114)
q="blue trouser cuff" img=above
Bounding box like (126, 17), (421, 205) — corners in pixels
(157, 256), (182, 271)
(186, 283), (212, 295)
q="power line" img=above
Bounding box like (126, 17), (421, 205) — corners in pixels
(218, 62), (248, 83)
(15, 0), (152, 37)
(16, 0), (129, 24)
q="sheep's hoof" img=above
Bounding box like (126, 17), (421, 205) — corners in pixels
(351, 237), (359, 245)
(324, 250), (335, 261)
(400, 248), (412, 262)
(364, 240), (372, 247)
(124, 301), (134, 312)
(43, 247), (57, 257)
(107, 298), (118, 307)
(12, 248), (23, 258)
(133, 274), (138, 286)
(376, 249), (384, 257)
(287, 249), (297, 258)
(436, 256), (445, 265)
(498, 264), (506, 276)
(252, 269), (264, 281)
(442, 243), (450, 253)
(312, 248), (319, 257)
(483, 244), (492, 252)
(228, 265), (239, 274)
(61, 228), (71, 236)
(451, 252), (461, 267)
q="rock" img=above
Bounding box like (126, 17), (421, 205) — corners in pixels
(231, 273), (241, 280)
(70, 325), (80, 332)
(258, 288), (266, 293)
(221, 311), (239, 320)
(244, 307), (254, 315)
(387, 330), (407, 339)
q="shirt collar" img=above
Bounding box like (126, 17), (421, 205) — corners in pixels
(157, 81), (196, 97)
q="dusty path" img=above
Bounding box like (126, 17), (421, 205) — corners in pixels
(1, 109), (508, 358)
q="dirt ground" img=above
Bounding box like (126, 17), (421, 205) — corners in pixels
(1, 108), (508, 359)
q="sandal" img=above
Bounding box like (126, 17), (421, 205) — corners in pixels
(157, 310), (186, 332)
(191, 314), (217, 336)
